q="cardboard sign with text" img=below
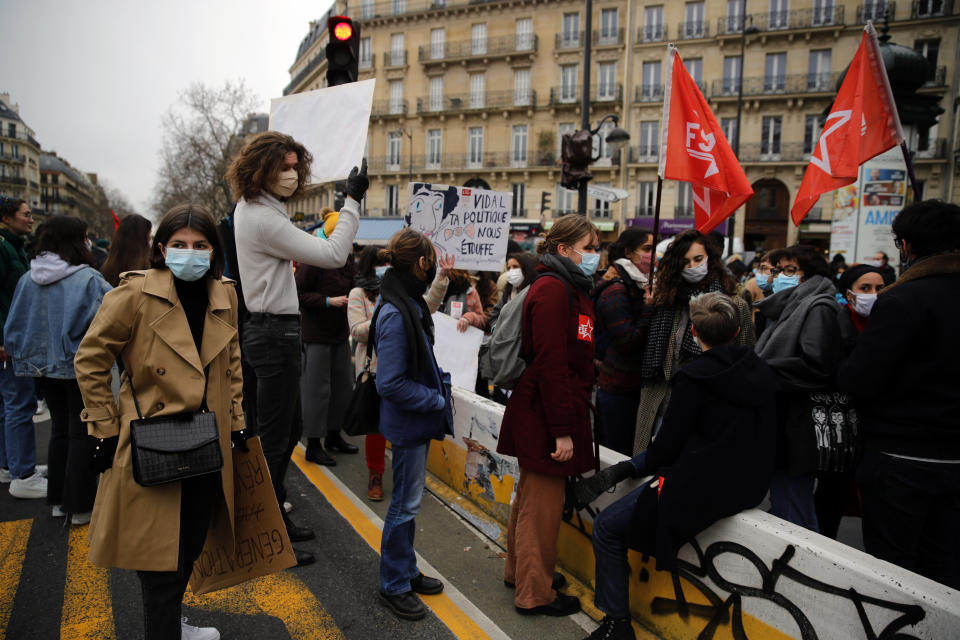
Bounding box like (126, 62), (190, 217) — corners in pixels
(404, 182), (512, 271)
(188, 437), (295, 595)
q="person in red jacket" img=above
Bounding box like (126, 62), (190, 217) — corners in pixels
(497, 214), (599, 617)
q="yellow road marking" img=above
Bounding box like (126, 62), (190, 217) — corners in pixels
(292, 446), (494, 640)
(61, 525), (116, 640)
(0, 519), (32, 638)
(185, 572), (343, 640)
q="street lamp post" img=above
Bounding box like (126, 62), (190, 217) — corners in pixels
(578, 0), (594, 215)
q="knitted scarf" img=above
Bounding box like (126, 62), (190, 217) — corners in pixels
(539, 253), (594, 294)
(354, 273), (381, 295)
(379, 268), (434, 378)
(640, 278), (724, 381)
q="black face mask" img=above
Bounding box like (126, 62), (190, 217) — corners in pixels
(424, 264), (437, 283)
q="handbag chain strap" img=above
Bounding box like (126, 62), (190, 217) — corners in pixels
(118, 357), (211, 419)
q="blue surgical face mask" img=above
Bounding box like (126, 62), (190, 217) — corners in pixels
(772, 273), (800, 293)
(375, 265), (388, 278)
(574, 250), (600, 277)
(755, 270), (773, 293)
(165, 248), (210, 282)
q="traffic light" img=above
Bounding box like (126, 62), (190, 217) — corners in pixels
(540, 191), (551, 215)
(561, 130), (593, 189)
(326, 16), (360, 86)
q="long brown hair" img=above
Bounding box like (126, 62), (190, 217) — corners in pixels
(100, 213), (152, 287)
(537, 214), (598, 255)
(225, 131), (312, 202)
(654, 229), (735, 307)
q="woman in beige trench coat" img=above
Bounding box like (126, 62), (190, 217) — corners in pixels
(75, 204), (246, 640)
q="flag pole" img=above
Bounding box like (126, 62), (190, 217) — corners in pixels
(898, 141), (922, 200)
(648, 176), (663, 277)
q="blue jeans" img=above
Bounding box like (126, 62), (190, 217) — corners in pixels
(0, 363), (38, 478)
(597, 389), (641, 457)
(592, 483), (658, 618)
(769, 470), (819, 533)
(380, 441), (429, 595)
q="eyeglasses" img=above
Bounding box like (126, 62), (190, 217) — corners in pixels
(770, 265), (800, 277)
(893, 238), (903, 250)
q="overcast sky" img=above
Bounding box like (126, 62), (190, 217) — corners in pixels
(3, 0), (335, 216)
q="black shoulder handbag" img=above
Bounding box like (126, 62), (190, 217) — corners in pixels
(343, 305), (382, 437)
(123, 360), (224, 487)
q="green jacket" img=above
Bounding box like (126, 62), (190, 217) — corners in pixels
(0, 223), (29, 344)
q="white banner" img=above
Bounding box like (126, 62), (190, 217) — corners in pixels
(431, 312), (483, 390)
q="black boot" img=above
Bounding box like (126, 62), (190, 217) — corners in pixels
(305, 438), (336, 466)
(283, 512), (315, 542)
(379, 591), (425, 620)
(585, 616), (635, 640)
(325, 431), (359, 454)
(293, 547), (315, 567)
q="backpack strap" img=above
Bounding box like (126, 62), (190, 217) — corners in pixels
(365, 303), (384, 372)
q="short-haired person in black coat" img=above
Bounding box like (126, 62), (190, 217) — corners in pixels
(576, 292), (777, 640)
(838, 199), (960, 590)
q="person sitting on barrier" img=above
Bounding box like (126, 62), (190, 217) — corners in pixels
(575, 292), (776, 640)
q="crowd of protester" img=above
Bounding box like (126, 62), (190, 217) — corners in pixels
(1, 127), (958, 639)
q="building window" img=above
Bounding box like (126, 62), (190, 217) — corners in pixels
(637, 181), (657, 216)
(390, 33), (405, 66)
(643, 6), (664, 41)
(723, 56), (741, 94)
(556, 185), (576, 214)
(813, 0), (835, 25)
(511, 125), (528, 167)
(599, 8), (618, 44)
(641, 60), (662, 99)
(386, 185), (400, 217)
(761, 116), (782, 158)
(862, 1), (888, 22)
(598, 63), (617, 100)
(359, 0), (374, 19)
(562, 12), (580, 47)
(676, 182), (694, 216)
(516, 18), (534, 50)
(514, 69), (531, 106)
(389, 80), (404, 114)
(593, 121), (614, 164)
(430, 28), (445, 59)
(387, 131), (402, 170)
(683, 2), (705, 38)
(11, 143), (19, 158)
(359, 37), (373, 69)
(429, 77), (443, 111)
(391, 0), (406, 16)
(592, 185), (612, 218)
(468, 127), (484, 168)
(725, 0), (742, 32)
(7, 123), (15, 138)
(721, 117), (739, 148)
(472, 23), (487, 55)
(470, 73), (485, 109)
(808, 50), (831, 90)
(769, 0), (790, 29)
(764, 52), (787, 92)
(915, 0), (947, 16)
(915, 39), (940, 83)
(686, 58), (703, 90)
(511, 183), (526, 216)
(638, 120), (659, 160)
(558, 122), (575, 157)
(804, 114), (826, 155)
(426, 129), (442, 169)
(561, 65), (578, 102)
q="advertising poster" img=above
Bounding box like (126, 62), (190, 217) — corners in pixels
(404, 183), (512, 271)
(829, 185), (859, 260)
(855, 148), (905, 263)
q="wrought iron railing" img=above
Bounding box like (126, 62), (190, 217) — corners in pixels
(711, 72), (841, 97)
(677, 20), (709, 39)
(737, 142), (806, 162)
(555, 31), (585, 50)
(593, 28), (625, 46)
(415, 89), (537, 114)
(637, 23), (667, 42)
(857, 1), (895, 23)
(418, 34), (538, 62)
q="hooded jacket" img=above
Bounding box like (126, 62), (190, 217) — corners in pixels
(4, 253), (111, 378)
(631, 345), (777, 569)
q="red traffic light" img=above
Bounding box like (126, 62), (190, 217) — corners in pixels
(333, 21), (353, 41)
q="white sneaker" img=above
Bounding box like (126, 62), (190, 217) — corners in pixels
(52, 504), (66, 517)
(0, 468), (9, 483)
(71, 512), (92, 525)
(36, 464), (47, 477)
(180, 618), (220, 640)
(9, 471), (47, 499)
(284, 501), (293, 513)
(36, 399), (47, 413)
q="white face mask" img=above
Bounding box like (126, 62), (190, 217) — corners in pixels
(866, 259), (884, 268)
(505, 268), (524, 286)
(272, 169), (299, 198)
(850, 291), (878, 317)
(681, 261), (709, 284)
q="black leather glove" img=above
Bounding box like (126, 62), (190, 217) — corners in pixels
(231, 429), (250, 452)
(90, 436), (119, 474)
(574, 460), (637, 510)
(345, 158), (369, 202)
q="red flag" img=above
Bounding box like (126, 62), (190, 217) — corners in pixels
(112, 209), (121, 230)
(660, 45), (753, 233)
(791, 23), (904, 225)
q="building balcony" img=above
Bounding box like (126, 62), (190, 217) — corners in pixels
(634, 206), (656, 218)
(710, 72), (841, 98)
(416, 89), (537, 115)
(675, 206), (695, 217)
(283, 50), (326, 95)
(636, 24), (667, 43)
(911, 0), (955, 18)
(677, 21), (709, 40)
(747, 6), (846, 32)
(371, 100), (408, 117)
(915, 138), (948, 159)
(634, 84), (663, 102)
(555, 31), (584, 51)
(857, 2), (895, 23)
(0, 130), (41, 148)
(383, 51), (408, 68)
(628, 144), (659, 163)
(593, 28), (625, 47)
(418, 34), (538, 63)
(738, 142), (806, 162)
(549, 84), (623, 106)
(0, 175), (26, 186)
(0, 153), (26, 164)
(922, 66), (947, 87)
(359, 55), (376, 71)
(367, 150), (557, 174)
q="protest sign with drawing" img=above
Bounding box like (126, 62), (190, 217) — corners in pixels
(404, 182), (512, 271)
(189, 438), (296, 595)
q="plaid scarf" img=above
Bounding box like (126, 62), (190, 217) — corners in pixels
(640, 278), (724, 381)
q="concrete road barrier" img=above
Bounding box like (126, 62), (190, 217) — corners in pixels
(425, 388), (960, 639)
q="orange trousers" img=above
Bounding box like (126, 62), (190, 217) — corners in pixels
(504, 467), (566, 608)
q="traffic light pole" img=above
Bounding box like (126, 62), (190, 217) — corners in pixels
(577, 0), (593, 216)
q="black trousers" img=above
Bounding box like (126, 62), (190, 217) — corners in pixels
(857, 449), (960, 589)
(241, 316), (303, 507)
(36, 378), (97, 513)
(137, 473), (219, 640)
